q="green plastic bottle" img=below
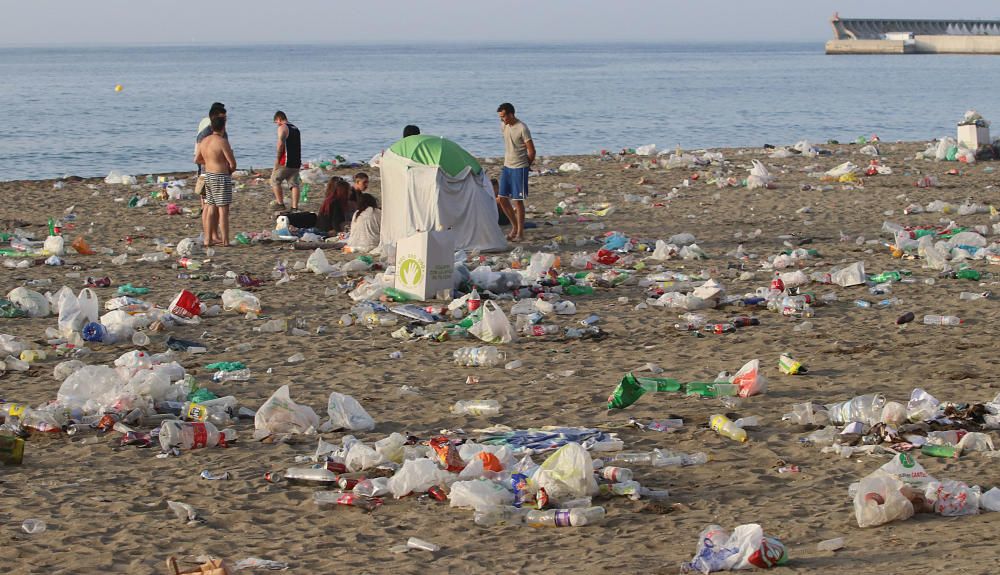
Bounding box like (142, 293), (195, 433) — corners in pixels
(956, 269), (981, 281)
(235, 232), (250, 245)
(381, 287), (410, 303)
(921, 444), (958, 458)
(300, 183), (310, 203)
(564, 285), (594, 296)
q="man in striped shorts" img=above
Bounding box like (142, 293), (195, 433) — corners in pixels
(194, 115), (237, 247)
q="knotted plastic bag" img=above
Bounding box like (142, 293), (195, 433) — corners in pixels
(254, 385), (319, 435)
(469, 301), (514, 344)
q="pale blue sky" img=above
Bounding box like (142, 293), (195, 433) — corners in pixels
(3, 0), (999, 46)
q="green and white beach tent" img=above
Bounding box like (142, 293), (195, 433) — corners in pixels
(379, 135), (507, 252)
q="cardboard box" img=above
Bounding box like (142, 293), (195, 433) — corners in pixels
(957, 124), (990, 149)
(394, 230), (454, 301)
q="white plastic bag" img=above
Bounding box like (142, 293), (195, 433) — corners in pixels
(879, 452), (935, 486)
(558, 162), (582, 172)
(43, 235), (65, 256)
(254, 385), (320, 435)
(387, 458), (455, 498)
(306, 248), (334, 274)
(7, 287), (50, 318)
(831, 261), (865, 287)
(77, 288), (99, 324)
(531, 442), (598, 502)
(854, 471), (915, 527)
(221, 289), (262, 314)
(469, 301), (514, 344)
(324, 391), (375, 431)
(57, 288), (84, 336)
(344, 442), (384, 472)
(56, 365), (125, 414)
(732, 359), (767, 398)
(925, 480), (980, 516)
(449, 479), (514, 511)
(635, 144), (657, 156)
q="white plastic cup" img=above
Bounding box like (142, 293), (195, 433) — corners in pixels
(406, 537), (439, 552)
(22, 519), (46, 534)
(132, 332), (150, 347)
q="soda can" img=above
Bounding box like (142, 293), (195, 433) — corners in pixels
(264, 471), (283, 483)
(580, 314), (600, 326)
(337, 476), (360, 490)
(427, 485), (448, 501)
(324, 461), (347, 474)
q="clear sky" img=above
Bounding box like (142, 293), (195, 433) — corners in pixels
(3, 0), (999, 46)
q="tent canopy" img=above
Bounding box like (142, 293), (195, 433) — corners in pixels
(388, 135), (482, 178)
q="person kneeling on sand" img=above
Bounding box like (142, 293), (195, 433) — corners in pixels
(316, 178), (354, 236)
(345, 193), (381, 253)
(194, 115), (236, 247)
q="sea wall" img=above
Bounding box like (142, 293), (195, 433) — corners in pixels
(827, 35), (1000, 55)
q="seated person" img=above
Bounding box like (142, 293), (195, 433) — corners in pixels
(491, 178), (512, 226)
(351, 172), (369, 214)
(345, 192), (382, 253)
(316, 178), (354, 235)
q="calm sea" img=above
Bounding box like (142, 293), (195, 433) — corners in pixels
(2, 42), (1000, 181)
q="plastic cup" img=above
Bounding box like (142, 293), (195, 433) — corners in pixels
(132, 332), (150, 347)
(22, 519), (46, 534)
(406, 537), (439, 552)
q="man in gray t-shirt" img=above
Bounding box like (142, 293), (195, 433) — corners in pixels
(497, 102), (535, 242)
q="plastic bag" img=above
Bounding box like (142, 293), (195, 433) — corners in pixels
(854, 471), (915, 528)
(684, 523), (788, 572)
(387, 458), (455, 498)
(879, 452), (935, 487)
(344, 442), (384, 472)
(254, 385), (320, 435)
(77, 288), (99, 324)
(221, 289), (261, 314)
(906, 388), (940, 422)
(306, 248), (334, 274)
(531, 442), (598, 502)
(57, 288), (84, 336)
(731, 359), (766, 398)
(374, 432), (406, 464)
(57, 365), (125, 414)
(830, 261), (865, 287)
(6, 287), (50, 318)
(558, 162), (581, 172)
(324, 391), (375, 431)
(469, 301), (514, 344)
(43, 235), (65, 256)
(925, 480), (980, 517)
(449, 479), (514, 511)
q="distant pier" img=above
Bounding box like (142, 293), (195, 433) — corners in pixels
(825, 14), (1000, 54)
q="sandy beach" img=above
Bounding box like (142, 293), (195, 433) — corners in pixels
(2, 139), (1000, 575)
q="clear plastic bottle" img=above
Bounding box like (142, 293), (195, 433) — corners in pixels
(453, 346), (504, 367)
(451, 400), (501, 416)
(253, 318), (288, 333)
(474, 505), (529, 526)
(523, 324), (559, 336)
(825, 393), (886, 425)
(601, 466), (633, 482)
(158, 420), (236, 450)
(182, 396), (238, 427)
(524, 506), (606, 527)
(709, 414), (747, 442)
(212, 368), (251, 382)
(959, 292), (990, 301)
(922, 315), (962, 326)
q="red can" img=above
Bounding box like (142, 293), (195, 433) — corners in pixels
(325, 461), (347, 474)
(337, 476), (360, 490)
(427, 485), (447, 501)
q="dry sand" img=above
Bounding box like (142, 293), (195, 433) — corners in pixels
(1, 141), (999, 575)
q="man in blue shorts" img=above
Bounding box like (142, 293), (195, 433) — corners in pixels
(497, 102), (535, 242)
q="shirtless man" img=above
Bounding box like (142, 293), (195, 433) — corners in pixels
(194, 115), (237, 247)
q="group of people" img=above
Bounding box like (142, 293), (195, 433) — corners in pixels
(191, 101), (535, 248)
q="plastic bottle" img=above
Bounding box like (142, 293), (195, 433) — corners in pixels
(826, 393), (886, 425)
(922, 315), (962, 326)
(158, 421), (236, 450)
(709, 414), (747, 442)
(608, 450), (706, 467)
(778, 354), (805, 375)
(467, 288), (481, 312)
(564, 285), (594, 296)
(182, 396), (238, 427)
(474, 505), (529, 526)
(703, 323), (736, 334)
(212, 368), (251, 382)
(451, 400), (500, 416)
(523, 324), (559, 336)
(381, 287), (411, 303)
(875, 297), (900, 308)
(600, 466), (633, 482)
(921, 444), (959, 458)
(854, 299), (871, 308)
(254, 318), (287, 333)
(955, 269), (981, 281)
(959, 292), (990, 301)
(453, 346), (504, 367)
(524, 506), (606, 527)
